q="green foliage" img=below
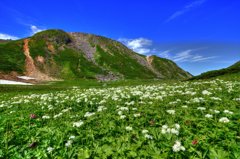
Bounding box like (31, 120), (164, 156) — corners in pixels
(0, 78), (239, 158)
(32, 29), (72, 45)
(95, 45), (156, 79)
(54, 48), (104, 79)
(29, 38), (47, 58)
(151, 55), (191, 79)
(0, 40), (25, 73)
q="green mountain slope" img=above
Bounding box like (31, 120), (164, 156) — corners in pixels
(0, 29), (192, 81)
(189, 61), (240, 80)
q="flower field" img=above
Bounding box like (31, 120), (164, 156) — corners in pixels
(0, 79), (240, 158)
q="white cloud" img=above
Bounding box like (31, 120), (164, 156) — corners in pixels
(0, 33), (19, 40)
(172, 49), (216, 62)
(30, 25), (45, 35)
(191, 55), (216, 62)
(165, 0), (207, 23)
(118, 37), (216, 63)
(173, 50), (193, 62)
(118, 38), (152, 54)
(159, 50), (172, 58)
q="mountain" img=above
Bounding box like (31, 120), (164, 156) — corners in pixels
(0, 29), (192, 82)
(189, 61), (240, 80)
(0, 39), (11, 44)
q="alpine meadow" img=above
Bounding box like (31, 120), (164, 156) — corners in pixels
(0, 0), (240, 158)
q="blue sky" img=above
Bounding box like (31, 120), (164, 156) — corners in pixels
(0, 0), (239, 75)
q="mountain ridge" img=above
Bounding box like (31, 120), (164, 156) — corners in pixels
(189, 61), (240, 80)
(0, 29), (192, 82)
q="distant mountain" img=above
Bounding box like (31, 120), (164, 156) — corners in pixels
(0, 39), (11, 44)
(0, 29), (192, 81)
(189, 61), (240, 80)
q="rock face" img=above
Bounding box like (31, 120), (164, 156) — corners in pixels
(0, 29), (192, 81)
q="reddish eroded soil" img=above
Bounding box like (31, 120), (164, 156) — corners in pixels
(23, 39), (37, 76)
(22, 39), (55, 81)
(146, 56), (163, 78)
(47, 42), (55, 53)
(146, 56), (154, 65)
(36, 56), (45, 64)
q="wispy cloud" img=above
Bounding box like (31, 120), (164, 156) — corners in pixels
(158, 48), (217, 62)
(172, 49), (217, 62)
(191, 55), (216, 62)
(118, 38), (152, 54)
(173, 50), (193, 62)
(119, 37), (216, 63)
(158, 50), (172, 59)
(30, 25), (45, 35)
(165, 0), (207, 23)
(0, 33), (19, 40)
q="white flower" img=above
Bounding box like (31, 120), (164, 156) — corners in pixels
(142, 129), (149, 134)
(175, 124), (180, 130)
(42, 115), (50, 119)
(161, 124), (180, 135)
(73, 121), (84, 127)
(65, 140), (72, 147)
(84, 112), (95, 118)
(172, 141), (185, 152)
(202, 90), (212, 95)
(126, 126), (133, 131)
(166, 110), (175, 115)
(219, 117), (230, 123)
(144, 134), (153, 139)
(170, 128), (179, 135)
(182, 105), (188, 108)
(97, 106), (107, 112)
(213, 110), (220, 114)
(133, 113), (141, 117)
(119, 107), (129, 111)
(166, 128), (171, 133)
(162, 125), (168, 129)
(205, 114), (213, 118)
(120, 115), (126, 119)
(223, 110), (233, 115)
(62, 109), (69, 112)
(69, 135), (76, 139)
(118, 111), (123, 115)
(197, 107), (206, 111)
(54, 113), (63, 118)
(47, 147), (54, 153)
(161, 128), (167, 134)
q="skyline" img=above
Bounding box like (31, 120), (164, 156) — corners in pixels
(0, 0), (239, 75)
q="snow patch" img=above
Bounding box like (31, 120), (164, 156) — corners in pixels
(17, 76), (36, 80)
(0, 80), (33, 85)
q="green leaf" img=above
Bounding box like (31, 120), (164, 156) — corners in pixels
(78, 148), (90, 159)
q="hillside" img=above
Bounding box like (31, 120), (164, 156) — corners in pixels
(0, 39), (11, 44)
(189, 61), (240, 80)
(0, 29), (192, 82)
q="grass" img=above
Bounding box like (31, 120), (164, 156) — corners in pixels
(0, 79), (167, 94)
(0, 40), (25, 73)
(95, 45), (156, 79)
(0, 76), (239, 158)
(151, 55), (192, 79)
